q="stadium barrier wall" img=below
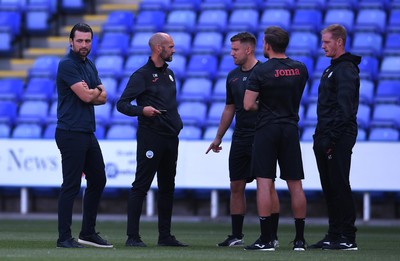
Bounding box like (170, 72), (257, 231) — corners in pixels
(1, 139), (399, 221)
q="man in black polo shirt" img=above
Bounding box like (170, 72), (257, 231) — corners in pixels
(117, 32), (187, 247)
(55, 23), (112, 248)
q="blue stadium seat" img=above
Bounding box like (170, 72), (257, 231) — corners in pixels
(94, 102), (112, 126)
(128, 32), (153, 55)
(106, 124), (137, 140)
(170, 0), (201, 11)
(102, 11), (135, 34)
(379, 56), (400, 80)
(0, 78), (24, 101)
(191, 31), (223, 56)
(12, 123), (42, 139)
(42, 122), (56, 139)
(100, 77), (118, 102)
(123, 54), (149, 77)
(351, 32), (382, 58)
(259, 9), (291, 32)
(323, 9), (354, 33)
(295, 0), (326, 9)
(206, 102), (226, 126)
(387, 9), (400, 33)
(287, 31), (319, 57)
(29, 56), (60, 79)
(168, 54), (187, 80)
(95, 124), (106, 139)
(383, 33), (400, 56)
(357, 104), (371, 130)
(354, 9), (386, 34)
(217, 54), (235, 79)
(0, 0), (26, 12)
(291, 9), (322, 32)
(0, 101), (17, 124)
(47, 101), (57, 123)
(0, 31), (14, 55)
(303, 102), (318, 126)
(22, 77), (55, 101)
(0, 11), (22, 40)
(16, 100), (49, 125)
(325, 0), (356, 9)
(371, 104), (400, 128)
(359, 79), (375, 105)
(139, 0), (171, 11)
(59, 0), (86, 14)
(222, 31), (237, 54)
(186, 54), (218, 79)
(260, 0), (295, 10)
(179, 78), (212, 103)
(0, 123), (11, 138)
(168, 31), (192, 57)
(369, 127), (399, 141)
(196, 9), (228, 33)
(357, 0), (387, 10)
(301, 126), (315, 141)
(227, 8), (259, 34)
(374, 80), (400, 104)
(109, 103), (138, 126)
(200, 0), (232, 10)
(357, 128), (367, 141)
(95, 55), (124, 79)
(164, 9), (197, 33)
(211, 78), (227, 102)
(25, 1), (53, 36)
(203, 125), (233, 140)
(290, 55), (314, 80)
(179, 125), (202, 140)
(134, 10), (165, 32)
(178, 101), (208, 127)
(358, 56), (379, 81)
(97, 32), (130, 56)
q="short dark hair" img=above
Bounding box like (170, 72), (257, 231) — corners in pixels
(69, 23), (93, 40)
(230, 32), (256, 46)
(321, 24), (347, 46)
(264, 26), (289, 53)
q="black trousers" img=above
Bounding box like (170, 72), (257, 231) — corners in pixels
(313, 133), (357, 241)
(55, 128), (106, 241)
(127, 127), (178, 239)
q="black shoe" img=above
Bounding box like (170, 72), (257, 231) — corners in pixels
(57, 238), (85, 248)
(78, 232), (113, 248)
(157, 235), (188, 247)
(125, 237), (147, 247)
(323, 236), (358, 250)
(293, 240), (306, 251)
(308, 234), (336, 249)
(217, 235), (244, 247)
(244, 238), (275, 251)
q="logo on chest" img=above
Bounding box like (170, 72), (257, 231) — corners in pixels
(152, 73), (159, 83)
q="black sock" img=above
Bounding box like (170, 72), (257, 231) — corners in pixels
(271, 213), (279, 240)
(294, 218), (305, 241)
(231, 214), (244, 238)
(259, 216), (272, 243)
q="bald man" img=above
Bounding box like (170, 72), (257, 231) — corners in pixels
(117, 32), (187, 247)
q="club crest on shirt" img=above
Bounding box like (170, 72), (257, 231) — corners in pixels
(169, 74), (174, 82)
(242, 76), (247, 81)
(146, 150), (154, 159)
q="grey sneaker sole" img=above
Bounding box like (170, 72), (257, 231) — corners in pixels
(78, 238), (113, 248)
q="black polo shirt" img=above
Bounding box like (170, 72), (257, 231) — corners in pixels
(117, 57), (183, 136)
(56, 49), (101, 133)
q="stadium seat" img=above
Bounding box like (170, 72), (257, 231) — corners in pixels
(94, 102), (112, 126)
(102, 10), (135, 34)
(12, 123), (42, 139)
(359, 79), (375, 105)
(186, 54), (218, 79)
(0, 101), (17, 124)
(307, 81), (319, 103)
(211, 78), (227, 102)
(357, 0), (387, 11)
(287, 31), (319, 57)
(383, 33), (400, 56)
(109, 104), (138, 126)
(0, 31), (14, 55)
(0, 78), (24, 101)
(139, 0), (171, 11)
(301, 126), (315, 141)
(25, 3), (53, 36)
(191, 31), (223, 56)
(217, 54), (235, 78)
(379, 56), (400, 80)
(259, 9), (291, 32)
(179, 125), (202, 140)
(168, 31), (192, 57)
(164, 9), (197, 33)
(351, 32), (382, 58)
(29, 56), (60, 79)
(325, 0), (356, 9)
(178, 101), (208, 127)
(196, 9), (228, 33)
(0, 0), (26, 12)
(168, 54), (187, 80)
(22, 77), (55, 101)
(134, 10), (165, 32)
(95, 55), (124, 80)
(97, 32), (130, 57)
(0, 123), (11, 138)
(354, 9), (386, 33)
(42, 122), (57, 139)
(227, 9), (259, 34)
(203, 125), (233, 140)
(0, 10), (21, 41)
(290, 55), (314, 80)
(323, 9), (354, 33)
(387, 9), (400, 33)
(179, 78), (213, 103)
(222, 31), (238, 54)
(128, 32), (153, 55)
(374, 80), (400, 104)
(295, 0), (326, 9)
(358, 56), (379, 81)
(206, 102), (225, 126)
(47, 101), (57, 123)
(260, 0), (295, 10)
(170, 0), (201, 11)
(303, 102), (318, 126)
(123, 54), (149, 77)
(357, 128), (367, 141)
(371, 104), (400, 128)
(106, 124), (137, 140)
(369, 127), (399, 141)
(357, 104), (371, 130)
(200, 0), (232, 10)
(100, 77), (118, 102)
(16, 100), (49, 125)
(291, 9), (322, 33)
